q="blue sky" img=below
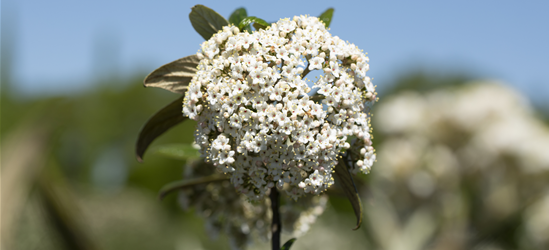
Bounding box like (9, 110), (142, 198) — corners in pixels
(3, 0), (549, 103)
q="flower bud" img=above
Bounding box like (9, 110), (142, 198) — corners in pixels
(351, 63), (357, 71)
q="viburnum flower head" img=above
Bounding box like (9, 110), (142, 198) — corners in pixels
(183, 15), (377, 201)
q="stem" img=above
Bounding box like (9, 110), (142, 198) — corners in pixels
(301, 67), (311, 79)
(270, 187), (281, 250)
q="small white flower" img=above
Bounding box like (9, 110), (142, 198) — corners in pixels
(309, 56), (325, 70)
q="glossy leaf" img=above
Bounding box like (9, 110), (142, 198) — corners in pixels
(281, 238), (297, 250)
(136, 96), (187, 162)
(319, 8), (334, 28)
(334, 159), (363, 230)
(143, 55), (199, 94)
(153, 143), (200, 160)
(229, 7), (247, 26)
(239, 16), (269, 31)
(189, 5), (229, 40)
(159, 174), (229, 200)
(229, 8), (251, 33)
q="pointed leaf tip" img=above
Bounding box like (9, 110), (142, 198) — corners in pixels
(319, 8), (334, 28)
(281, 238), (297, 250)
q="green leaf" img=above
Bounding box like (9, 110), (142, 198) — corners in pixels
(319, 8), (334, 28)
(143, 55), (200, 94)
(189, 5), (229, 40)
(159, 174), (230, 200)
(252, 22), (268, 31)
(229, 7), (251, 33)
(229, 7), (247, 26)
(334, 158), (363, 230)
(152, 143), (201, 160)
(135, 96), (187, 162)
(238, 16), (269, 31)
(281, 238), (297, 250)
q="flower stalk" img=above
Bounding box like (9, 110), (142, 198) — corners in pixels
(270, 187), (281, 250)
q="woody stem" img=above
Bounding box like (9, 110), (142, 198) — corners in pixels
(270, 187), (281, 250)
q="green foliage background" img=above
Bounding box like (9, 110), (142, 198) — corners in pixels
(2, 5), (549, 250)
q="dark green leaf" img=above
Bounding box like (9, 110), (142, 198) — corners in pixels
(159, 174), (229, 200)
(334, 158), (363, 230)
(252, 22), (268, 31)
(239, 16), (269, 31)
(229, 8), (251, 33)
(319, 8), (334, 28)
(229, 7), (247, 26)
(136, 97), (187, 162)
(152, 143), (201, 160)
(143, 55), (199, 94)
(189, 5), (229, 40)
(281, 238), (297, 250)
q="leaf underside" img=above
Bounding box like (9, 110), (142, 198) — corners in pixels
(143, 55), (200, 94)
(319, 8), (334, 28)
(136, 96), (187, 162)
(189, 4), (229, 40)
(334, 159), (363, 230)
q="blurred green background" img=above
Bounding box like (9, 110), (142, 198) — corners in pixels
(2, 3), (549, 250)
(3, 60), (549, 249)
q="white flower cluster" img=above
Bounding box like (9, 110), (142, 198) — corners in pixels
(369, 82), (549, 249)
(183, 15), (376, 200)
